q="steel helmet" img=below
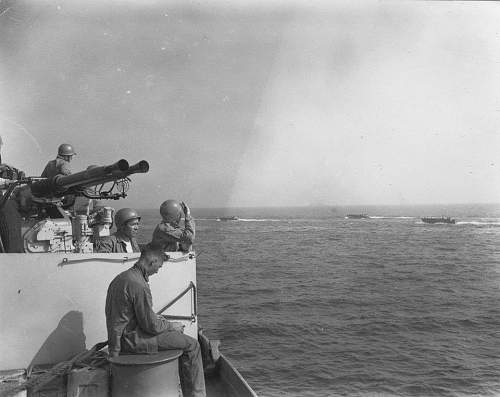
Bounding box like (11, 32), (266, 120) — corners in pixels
(58, 143), (76, 156)
(160, 200), (182, 223)
(115, 208), (141, 229)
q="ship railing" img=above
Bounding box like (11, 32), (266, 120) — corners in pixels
(158, 281), (197, 322)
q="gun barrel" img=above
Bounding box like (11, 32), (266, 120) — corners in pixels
(30, 159), (148, 197)
(121, 160), (149, 176)
(76, 160), (150, 188)
(55, 159), (129, 189)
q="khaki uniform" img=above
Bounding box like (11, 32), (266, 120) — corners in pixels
(105, 266), (169, 354)
(151, 216), (195, 252)
(41, 157), (71, 178)
(94, 233), (141, 253)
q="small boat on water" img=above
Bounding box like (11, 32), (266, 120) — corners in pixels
(0, 158), (257, 397)
(421, 216), (456, 224)
(346, 214), (369, 219)
(218, 216), (239, 221)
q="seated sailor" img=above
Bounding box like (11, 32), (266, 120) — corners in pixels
(151, 200), (195, 252)
(105, 243), (206, 397)
(95, 208), (142, 253)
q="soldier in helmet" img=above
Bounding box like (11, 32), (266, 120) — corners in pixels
(151, 200), (195, 252)
(95, 208), (142, 253)
(41, 143), (76, 178)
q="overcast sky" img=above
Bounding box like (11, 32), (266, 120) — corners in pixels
(1, 0), (499, 208)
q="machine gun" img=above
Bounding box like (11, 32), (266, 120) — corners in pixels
(0, 159), (149, 254)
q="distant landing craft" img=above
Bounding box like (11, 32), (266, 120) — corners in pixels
(218, 216), (239, 221)
(346, 214), (370, 219)
(421, 216), (456, 224)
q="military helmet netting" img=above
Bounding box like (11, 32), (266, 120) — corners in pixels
(58, 143), (76, 156)
(160, 200), (182, 223)
(115, 208), (141, 229)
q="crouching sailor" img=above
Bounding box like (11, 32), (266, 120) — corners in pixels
(105, 244), (206, 397)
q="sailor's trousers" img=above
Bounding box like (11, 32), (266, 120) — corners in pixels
(157, 330), (206, 397)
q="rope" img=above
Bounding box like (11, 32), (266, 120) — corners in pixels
(0, 341), (108, 397)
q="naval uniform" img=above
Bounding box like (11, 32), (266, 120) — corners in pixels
(151, 215), (195, 252)
(94, 233), (141, 253)
(105, 265), (206, 397)
(41, 157), (72, 178)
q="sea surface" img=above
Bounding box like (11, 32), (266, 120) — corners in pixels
(138, 204), (500, 397)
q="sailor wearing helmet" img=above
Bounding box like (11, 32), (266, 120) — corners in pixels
(95, 208), (142, 253)
(41, 143), (76, 178)
(151, 200), (195, 252)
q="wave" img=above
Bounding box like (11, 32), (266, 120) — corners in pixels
(369, 216), (417, 219)
(232, 218), (282, 222)
(196, 211), (500, 397)
(197, 218), (283, 222)
(194, 217), (500, 225)
(456, 221), (500, 226)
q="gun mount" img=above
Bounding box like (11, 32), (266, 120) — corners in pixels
(0, 159), (149, 254)
(30, 159), (149, 199)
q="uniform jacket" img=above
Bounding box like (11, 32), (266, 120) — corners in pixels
(94, 233), (141, 253)
(151, 216), (195, 252)
(41, 157), (71, 178)
(105, 266), (171, 355)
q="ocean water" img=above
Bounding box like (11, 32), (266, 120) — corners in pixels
(139, 204), (500, 397)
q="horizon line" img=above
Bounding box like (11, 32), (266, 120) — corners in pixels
(133, 202), (500, 211)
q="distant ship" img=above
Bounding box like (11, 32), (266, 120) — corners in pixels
(346, 214), (369, 219)
(218, 216), (239, 221)
(421, 216), (456, 224)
